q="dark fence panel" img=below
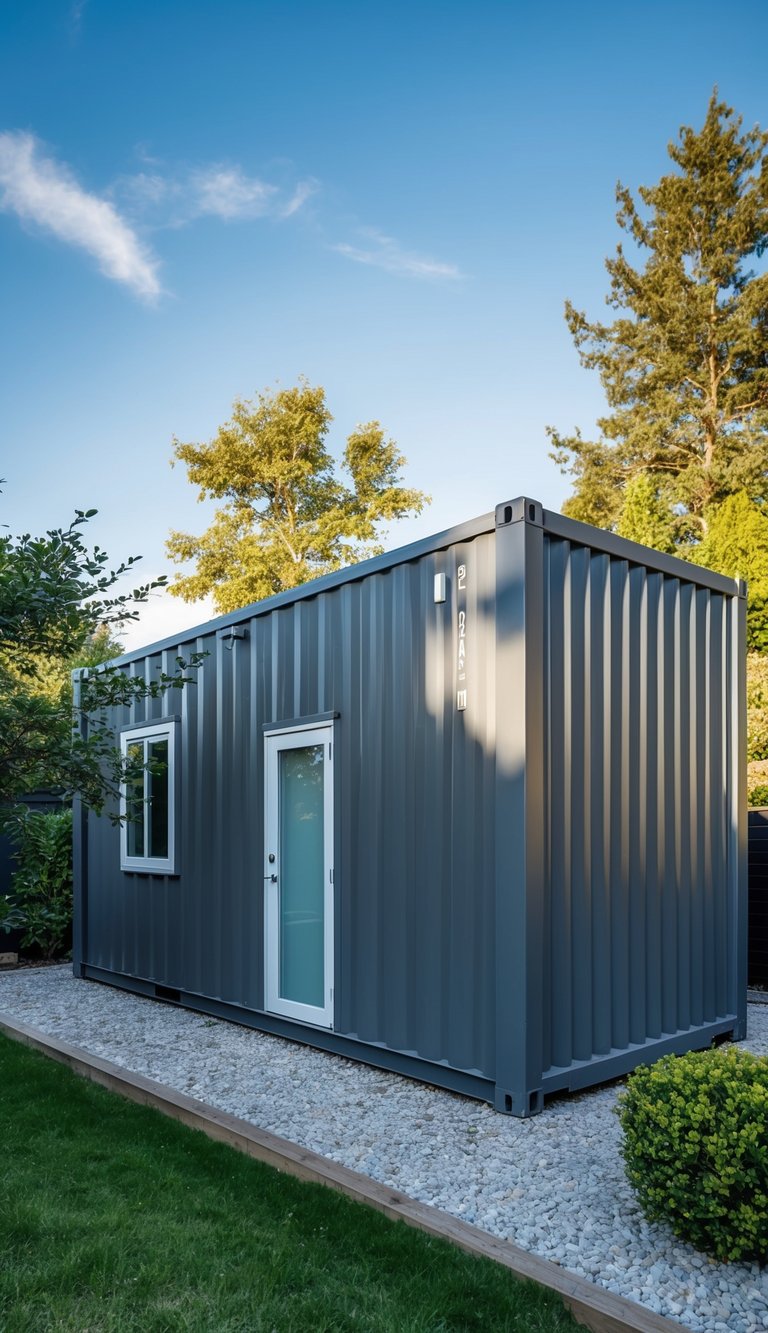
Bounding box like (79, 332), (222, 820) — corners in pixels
(749, 808), (768, 988)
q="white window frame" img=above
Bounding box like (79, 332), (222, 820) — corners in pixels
(119, 721), (177, 874)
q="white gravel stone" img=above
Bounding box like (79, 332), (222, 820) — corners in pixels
(1, 965), (767, 1332)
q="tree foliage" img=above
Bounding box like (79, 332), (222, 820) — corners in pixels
(72, 624), (126, 671)
(167, 380), (430, 613)
(4, 624), (126, 708)
(687, 491), (768, 651)
(0, 505), (200, 812)
(1, 509), (144, 668)
(747, 653), (768, 804)
(615, 473), (677, 551)
(549, 95), (768, 578)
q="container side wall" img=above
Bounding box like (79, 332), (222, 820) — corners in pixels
(83, 534), (497, 1080)
(541, 533), (743, 1084)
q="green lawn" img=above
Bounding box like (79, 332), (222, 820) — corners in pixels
(0, 1033), (577, 1332)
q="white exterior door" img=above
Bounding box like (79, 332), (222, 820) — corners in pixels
(264, 723), (334, 1028)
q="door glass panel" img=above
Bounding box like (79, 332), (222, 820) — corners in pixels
(279, 744), (324, 1008)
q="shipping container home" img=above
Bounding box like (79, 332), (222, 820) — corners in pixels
(73, 498), (748, 1116)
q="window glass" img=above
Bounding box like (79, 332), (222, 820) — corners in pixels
(120, 724), (176, 872)
(148, 738), (169, 859)
(126, 740), (145, 859)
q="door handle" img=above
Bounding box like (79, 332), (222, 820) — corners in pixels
(264, 873), (277, 882)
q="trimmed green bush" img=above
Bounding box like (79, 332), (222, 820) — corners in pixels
(617, 1048), (768, 1262)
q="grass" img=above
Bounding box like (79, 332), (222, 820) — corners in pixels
(0, 1033), (578, 1332)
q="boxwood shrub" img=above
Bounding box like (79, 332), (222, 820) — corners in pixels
(617, 1047), (768, 1263)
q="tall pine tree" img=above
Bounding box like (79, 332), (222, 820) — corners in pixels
(549, 94), (768, 551)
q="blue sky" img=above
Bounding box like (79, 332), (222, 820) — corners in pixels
(2, 0), (768, 648)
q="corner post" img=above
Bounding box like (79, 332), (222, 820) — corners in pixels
(494, 498), (546, 1115)
(71, 668), (88, 976)
(729, 582), (748, 1038)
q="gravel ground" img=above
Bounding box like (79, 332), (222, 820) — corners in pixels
(0, 966), (766, 1333)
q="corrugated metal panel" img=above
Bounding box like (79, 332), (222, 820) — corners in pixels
(83, 531), (498, 1079)
(541, 534), (737, 1081)
(78, 500), (746, 1113)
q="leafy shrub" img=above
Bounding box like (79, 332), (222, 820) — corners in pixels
(0, 807), (73, 958)
(746, 656), (768, 804)
(749, 781), (768, 808)
(617, 1048), (768, 1262)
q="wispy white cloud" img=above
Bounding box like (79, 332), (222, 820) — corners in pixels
(0, 131), (161, 300)
(121, 170), (171, 207)
(0, 133), (444, 298)
(282, 178), (319, 218)
(188, 166), (318, 222)
(113, 161), (318, 226)
(69, 0), (89, 37)
(333, 228), (461, 280)
(190, 166), (278, 220)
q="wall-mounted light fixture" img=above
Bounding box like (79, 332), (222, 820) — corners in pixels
(220, 625), (249, 650)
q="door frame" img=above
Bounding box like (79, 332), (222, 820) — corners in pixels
(263, 719), (335, 1029)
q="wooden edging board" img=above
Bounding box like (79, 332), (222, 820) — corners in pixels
(0, 1012), (681, 1333)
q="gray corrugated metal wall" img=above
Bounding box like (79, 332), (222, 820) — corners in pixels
(83, 528), (498, 1080)
(76, 501), (746, 1113)
(540, 532), (742, 1083)
(490, 503), (744, 1113)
